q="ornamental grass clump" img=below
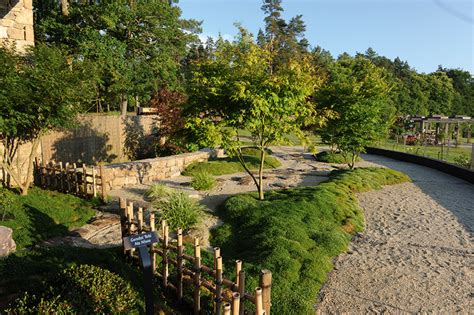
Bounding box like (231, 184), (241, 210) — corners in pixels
(191, 171), (216, 191)
(147, 184), (205, 231)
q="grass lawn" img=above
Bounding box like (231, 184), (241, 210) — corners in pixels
(1, 188), (97, 249)
(211, 167), (410, 314)
(183, 148), (281, 176)
(375, 139), (472, 165)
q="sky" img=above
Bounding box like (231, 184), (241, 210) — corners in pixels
(178, 0), (473, 74)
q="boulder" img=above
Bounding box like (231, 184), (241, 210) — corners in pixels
(0, 226), (16, 257)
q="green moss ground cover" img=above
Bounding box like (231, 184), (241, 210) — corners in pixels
(1, 188), (97, 249)
(211, 167), (410, 314)
(183, 148), (281, 176)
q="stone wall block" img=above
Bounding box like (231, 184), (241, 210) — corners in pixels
(7, 27), (24, 40)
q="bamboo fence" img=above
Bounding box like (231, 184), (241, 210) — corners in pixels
(33, 158), (107, 200)
(120, 198), (272, 315)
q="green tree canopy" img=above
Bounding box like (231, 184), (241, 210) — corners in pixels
(317, 55), (392, 168)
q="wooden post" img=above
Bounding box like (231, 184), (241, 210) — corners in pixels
(238, 270), (245, 315)
(65, 162), (70, 192)
(83, 164), (88, 197)
(34, 157), (40, 186)
(223, 303), (231, 315)
(73, 163), (79, 194)
(177, 228), (184, 301)
(119, 198), (127, 255)
(255, 287), (263, 315)
(99, 165), (107, 201)
(162, 223), (169, 289)
(232, 292), (240, 315)
(149, 212), (156, 273)
(137, 207), (143, 232)
(59, 162), (64, 192)
(215, 256), (223, 315)
(194, 237), (201, 315)
(236, 260), (242, 288)
(470, 144), (474, 170)
(259, 270), (272, 315)
(92, 166), (97, 198)
(127, 202), (134, 259)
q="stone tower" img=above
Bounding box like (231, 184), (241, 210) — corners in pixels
(0, 0), (34, 52)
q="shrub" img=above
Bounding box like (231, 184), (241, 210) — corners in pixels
(7, 264), (138, 314)
(453, 153), (470, 168)
(315, 150), (361, 164)
(0, 188), (18, 221)
(151, 189), (205, 231)
(191, 172), (216, 191)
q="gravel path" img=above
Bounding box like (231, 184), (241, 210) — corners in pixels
(317, 154), (473, 314)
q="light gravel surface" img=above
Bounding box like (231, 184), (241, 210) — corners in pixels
(317, 154), (473, 314)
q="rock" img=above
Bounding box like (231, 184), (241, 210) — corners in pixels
(0, 226), (16, 257)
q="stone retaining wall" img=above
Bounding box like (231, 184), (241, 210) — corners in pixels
(103, 150), (211, 191)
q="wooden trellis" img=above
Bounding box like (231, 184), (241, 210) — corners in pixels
(33, 158), (107, 200)
(119, 198), (272, 315)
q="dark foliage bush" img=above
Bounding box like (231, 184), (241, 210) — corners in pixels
(7, 264), (139, 314)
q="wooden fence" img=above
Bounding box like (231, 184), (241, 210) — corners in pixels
(120, 198), (272, 315)
(33, 158), (107, 200)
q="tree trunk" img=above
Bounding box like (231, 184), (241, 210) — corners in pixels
(258, 149), (266, 200)
(121, 95), (128, 116)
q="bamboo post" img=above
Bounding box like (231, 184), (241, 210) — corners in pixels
(137, 207), (143, 233)
(92, 166), (97, 198)
(236, 260), (242, 288)
(232, 292), (240, 315)
(177, 228), (184, 301)
(150, 212), (156, 272)
(162, 223), (169, 289)
(259, 270), (272, 315)
(214, 247), (221, 270)
(59, 162), (64, 192)
(40, 161), (46, 188)
(65, 162), (70, 192)
(255, 287), (263, 315)
(99, 165), (107, 201)
(119, 198), (127, 255)
(73, 163), (79, 195)
(223, 303), (231, 315)
(127, 202), (134, 259)
(194, 237), (201, 315)
(215, 255), (223, 315)
(238, 270), (245, 315)
(83, 164), (88, 197)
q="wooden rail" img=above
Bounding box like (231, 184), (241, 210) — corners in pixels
(120, 198), (272, 315)
(33, 158), (107, 200)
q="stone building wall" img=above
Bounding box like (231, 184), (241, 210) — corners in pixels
(0, 0), (34, 52)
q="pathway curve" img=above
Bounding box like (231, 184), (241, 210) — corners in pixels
(317, 154), (473, 314)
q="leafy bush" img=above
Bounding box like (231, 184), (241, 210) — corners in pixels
(0, 188), (18, 221)
(211, 167), (410, 314)
(315, 150), (361, 164)
(453, 153), (470, 168)
(191, 172), (216, 191)
(7, 264), (138, 314)
(149, 186), (205, 231)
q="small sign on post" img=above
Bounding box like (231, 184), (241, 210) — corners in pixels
(123, 231), (159, 315)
